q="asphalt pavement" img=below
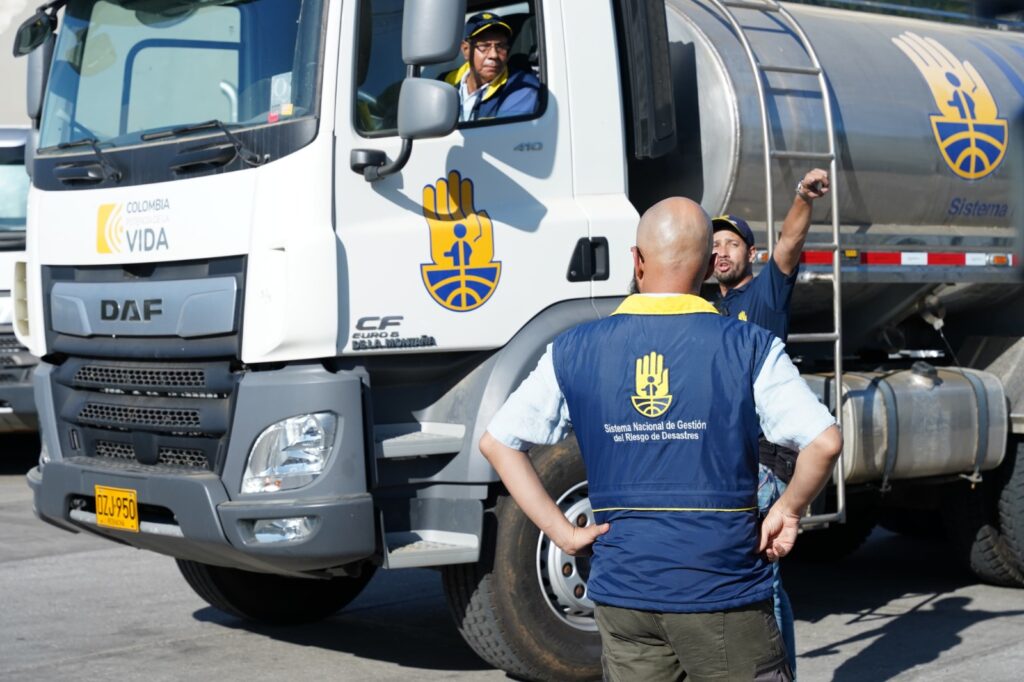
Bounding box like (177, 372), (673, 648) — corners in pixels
(3, 437), (1024, 681)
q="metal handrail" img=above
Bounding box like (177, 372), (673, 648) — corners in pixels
(776, 2), (845, 527)
(706, 0), (777, 252)
(707, 0), (846, 526)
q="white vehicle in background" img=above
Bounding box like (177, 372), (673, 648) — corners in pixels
(0, 126), (37, 433)
(10, 0), (1024, 680)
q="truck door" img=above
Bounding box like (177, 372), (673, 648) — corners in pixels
(333, 0), (589, 354)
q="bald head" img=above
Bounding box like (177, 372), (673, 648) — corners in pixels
(632, 198), (713, 294)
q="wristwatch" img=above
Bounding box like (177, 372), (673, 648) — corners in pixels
(796, 180), (812, 200)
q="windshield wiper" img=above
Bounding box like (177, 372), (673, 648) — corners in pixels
(52, 137), (122, 183)
(143, 120), (268, 167)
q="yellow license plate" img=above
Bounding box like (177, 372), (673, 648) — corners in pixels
(94, 485), (140, 533)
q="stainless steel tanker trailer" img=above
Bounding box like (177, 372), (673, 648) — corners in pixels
(13, 0), (1024, 679)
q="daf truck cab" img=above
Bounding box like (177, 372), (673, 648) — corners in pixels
(15, 0), (1024, 679)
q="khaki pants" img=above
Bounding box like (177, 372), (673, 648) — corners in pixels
(596, 600), (792, 682)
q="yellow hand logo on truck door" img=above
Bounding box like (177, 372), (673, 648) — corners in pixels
(892, 32), (1007, 180)
(421, 171), (501, 312)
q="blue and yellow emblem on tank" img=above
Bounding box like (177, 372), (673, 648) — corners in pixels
(632, 351), (672, 418)
(893, 31), (1007, 180)
(420, 171), (501, 312)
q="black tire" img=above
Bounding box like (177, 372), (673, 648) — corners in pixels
(789, 497), (878, 563)
(442, 436), (602, 682)
(176, 560), (375, 624)
(998, 441), (1024, 570)
(943, 477), (1024, 587)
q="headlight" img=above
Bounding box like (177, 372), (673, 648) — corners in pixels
(241, 412), (338, 494)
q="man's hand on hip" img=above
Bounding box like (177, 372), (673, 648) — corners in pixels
(758, 504), (801, 562)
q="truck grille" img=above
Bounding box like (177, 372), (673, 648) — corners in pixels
(0, 332), (29, 368)
(95, 440), (210, 469)
(52, 358), (237, 473)
(79, 403), (202, 429)
(0, 334), (22, 351)
(75, 365), (207, 390)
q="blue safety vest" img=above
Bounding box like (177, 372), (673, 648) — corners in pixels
(551, 294), (775, 612)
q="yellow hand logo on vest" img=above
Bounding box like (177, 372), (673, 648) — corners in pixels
(892, 32), (1007, 180)
(421, 170), (502, 312)
(738, 311), (747, 322)
(632, 351), (673, 418)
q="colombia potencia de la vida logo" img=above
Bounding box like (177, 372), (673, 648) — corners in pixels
(96, 199), (171, 254)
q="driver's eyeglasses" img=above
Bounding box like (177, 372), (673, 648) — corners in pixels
(473, 41), (510, 54)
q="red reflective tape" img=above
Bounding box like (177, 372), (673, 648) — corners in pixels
(801, 251), (833, 265)
(861, 252), (901, 265)
(927, 252), (964, 266)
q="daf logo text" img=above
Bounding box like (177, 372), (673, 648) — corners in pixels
(100, 299), (164, 321)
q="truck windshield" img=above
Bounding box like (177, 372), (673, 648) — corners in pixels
(38, 0), (326, 150)
(0, 146), (28, 246)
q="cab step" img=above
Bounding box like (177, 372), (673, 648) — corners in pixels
(373, 422), (465, 459)
(383, 530), (479, 568)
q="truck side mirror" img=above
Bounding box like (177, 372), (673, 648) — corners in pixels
(402, 0), (466, 65)
(398, 79), (458, 140)
(351, 0), (465, 181)
(27, 33), (55, 125)
(13, 8), (57, 58)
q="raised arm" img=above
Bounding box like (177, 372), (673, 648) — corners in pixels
(773, 168), (830, 276)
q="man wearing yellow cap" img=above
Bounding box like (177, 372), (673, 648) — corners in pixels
(444, 12), (541, 122)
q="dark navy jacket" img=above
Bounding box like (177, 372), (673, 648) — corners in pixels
(444, 64), (540, 120)
(551, 295), (775, 613)
(714, 258), (798, 340)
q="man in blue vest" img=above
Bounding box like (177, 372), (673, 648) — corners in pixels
(481, 197), (841, 680)
(444, 12), (541, 122)
(712, 168), (830, 341)
(713, 168), (830, 674)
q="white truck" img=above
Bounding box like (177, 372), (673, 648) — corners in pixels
(0, 126), (38, 433)
(13, 0), (1024, 679)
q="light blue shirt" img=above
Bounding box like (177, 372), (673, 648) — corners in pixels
(459, 72), (485, 122)
(488, 337), (835, 453)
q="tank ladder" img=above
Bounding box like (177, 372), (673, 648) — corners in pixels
(708, 0), (845, 528)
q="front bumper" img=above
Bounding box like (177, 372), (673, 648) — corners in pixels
(29, 364), (377, 576)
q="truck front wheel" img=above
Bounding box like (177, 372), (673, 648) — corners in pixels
(442, 436), (602, 682)
(176, 560), (375, 624)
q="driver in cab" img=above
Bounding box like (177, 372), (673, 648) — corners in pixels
(444, 12), (541, 122)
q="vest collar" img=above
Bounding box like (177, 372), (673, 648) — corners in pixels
(612, 294), (719, 316)
(445, 62), (509, 101)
